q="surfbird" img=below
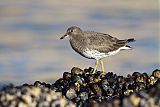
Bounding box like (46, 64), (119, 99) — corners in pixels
(60, 26), (135, 73)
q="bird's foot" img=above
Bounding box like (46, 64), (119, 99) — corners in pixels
(101, 70), (106, 74)
(92, 69), (97, 74)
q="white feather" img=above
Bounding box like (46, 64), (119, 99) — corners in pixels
(83, 46), (131, 60)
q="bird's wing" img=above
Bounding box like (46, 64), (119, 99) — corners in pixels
(85, 31), (127, 53)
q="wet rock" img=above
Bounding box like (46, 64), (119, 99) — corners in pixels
(34, 81), (41, 87)
(129, 93), (141, 107)
(71, 67), (84, 76)
(65, 87), (77, 100)
(79, 91), (88, 101)
(148, 76), (157, 85)
(90, 83), (102, 96)
(152, 69), (160, 78)
(63, 72), (72, 81)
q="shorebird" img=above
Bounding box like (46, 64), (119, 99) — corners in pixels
(60, 26), (135, 73)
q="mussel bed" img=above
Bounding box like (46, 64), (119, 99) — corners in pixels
(0, 67), (160, 107)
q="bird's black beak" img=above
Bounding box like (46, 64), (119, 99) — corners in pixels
(60, 34), (68, 40)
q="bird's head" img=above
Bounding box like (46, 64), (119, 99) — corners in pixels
(60, 26), (82, 39)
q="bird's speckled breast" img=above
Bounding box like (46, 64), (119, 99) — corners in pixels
(69, 37), (90, 59)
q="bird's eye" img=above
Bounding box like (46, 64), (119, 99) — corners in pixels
(67, 29), (74, 33)
(70, 30), (73, 32)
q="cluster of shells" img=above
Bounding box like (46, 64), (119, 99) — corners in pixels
(0, 82), (75, 107)
(54, 67), (160, 107)
(0, 67), (159, 107)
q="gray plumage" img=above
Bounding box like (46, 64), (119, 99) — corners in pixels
(61, 26), (135, 60)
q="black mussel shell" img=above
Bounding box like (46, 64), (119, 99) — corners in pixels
(71, 67), (84, 76)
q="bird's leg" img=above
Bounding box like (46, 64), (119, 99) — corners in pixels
(100, 60), (105, 73)
(93, 60), (99, 74)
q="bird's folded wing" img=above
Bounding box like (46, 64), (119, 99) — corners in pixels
(86, 32), (127, 53)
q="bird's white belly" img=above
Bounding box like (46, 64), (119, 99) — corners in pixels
(83, 49), (108, 60)
(83, 47), (128, 60)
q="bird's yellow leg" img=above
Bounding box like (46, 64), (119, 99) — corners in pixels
(100, 60), (105, 73)
(93, 60), (99, 74)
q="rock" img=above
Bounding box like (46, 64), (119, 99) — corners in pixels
(66, 87), (77, 100)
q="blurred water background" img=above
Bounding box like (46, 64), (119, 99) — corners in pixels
(0, 0), (159, 85)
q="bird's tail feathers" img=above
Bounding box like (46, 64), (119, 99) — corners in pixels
(120, 45), (133, 50)
(127, 38), (135, 43)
